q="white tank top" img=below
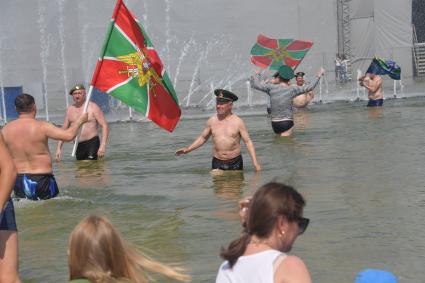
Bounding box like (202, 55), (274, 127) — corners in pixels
(215, 250), (287, 283)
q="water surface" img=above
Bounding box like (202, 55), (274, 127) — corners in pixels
(16, 97), (425, 282)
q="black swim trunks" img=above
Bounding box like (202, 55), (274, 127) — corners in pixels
(76, 136), (100, 160)
(0, 198), (17, 231)
(14, 174), (59, 200)
(212, 155), (243, 170)
(367, 98), (384, 107)
(271, 120), (294, 134)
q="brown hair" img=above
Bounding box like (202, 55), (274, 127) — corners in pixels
(15, 93), (35, 113)
(68, 215), (191, 283)
(220, 182), (305, 267)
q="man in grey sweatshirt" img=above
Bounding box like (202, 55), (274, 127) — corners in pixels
(250, 65), (324, 136)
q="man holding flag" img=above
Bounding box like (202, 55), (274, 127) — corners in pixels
(359, 74), (384, 107)
(359, 57), (401, 107)
(55, 84), (109, 161)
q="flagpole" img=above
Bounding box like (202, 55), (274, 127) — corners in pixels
(71, 85), (94, 157)
(1, 87), (7, 124)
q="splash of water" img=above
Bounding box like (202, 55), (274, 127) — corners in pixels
(38, 0), (50, 121)
(173, 35), (195, 89)
(164, 0), (171, 68)
(186, 56), (203, 107)
(81, 23), (91, 81)
(142, 0), (148, 30)
(185, 39), (222, 106)
(58, 0), (69, 108)
(0, 38), (6, 123)
(246, 80), (252, 106)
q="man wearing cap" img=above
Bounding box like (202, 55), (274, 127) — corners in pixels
(292, 71), (315, 108)
(2, 93), (88, 201)
(55, 84), (109, 161)
(175, 89), (261, 171)
(250, 65), (324, 136)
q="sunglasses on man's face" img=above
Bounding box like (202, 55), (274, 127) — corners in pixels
(296, 217), (310, 235)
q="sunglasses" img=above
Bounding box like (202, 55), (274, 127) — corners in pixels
(296, 217), (310, 235)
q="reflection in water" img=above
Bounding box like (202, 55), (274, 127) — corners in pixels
(294, 110), (311, 131)
(367, 107), (384, 119)
(74, 160), (110, 188)
(211, 170), (245, 201)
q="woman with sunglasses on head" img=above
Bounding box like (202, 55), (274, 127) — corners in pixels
(216, 182), (311, 283)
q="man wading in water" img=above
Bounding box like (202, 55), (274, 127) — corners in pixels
(176, 89), (261, 172)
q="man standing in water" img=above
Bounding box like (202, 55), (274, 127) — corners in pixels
(0, 132), (19, 282)
(251, 65), (324, 136)
(292, 71), (315, 108)
(2, 93), (88, 200)
(55, 84), (109, 161)
(359, 74), (384, 106)
(175, 89), (261, 172)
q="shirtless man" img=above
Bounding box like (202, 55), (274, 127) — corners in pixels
(292, 71), (315, 108)
(175, 89), (261, 171)
(0, 133), (19, 283)
(55, 84), (109, 161)
(2, 93), (88, 200)
(359, 74), (384, 107)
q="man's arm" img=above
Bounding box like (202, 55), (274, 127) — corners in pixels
(55, 111), (71, 161)
(363, 76), (382, 93)
(175, 121), (212, 155)
(239, 119), (261, 171)
(250, 72), (272, 94)
(0, 132), (17, 212)
(44, 113), (88, 142)
(92, 103), (109, 158)
(293, 68), (324, 97)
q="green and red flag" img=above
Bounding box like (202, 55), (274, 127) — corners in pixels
(250, 34), (313, 70)
(91, 0), (180, 132)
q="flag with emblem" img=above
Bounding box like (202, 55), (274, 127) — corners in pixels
(91, 0), (180, 132)
(250, 34), (313, 70)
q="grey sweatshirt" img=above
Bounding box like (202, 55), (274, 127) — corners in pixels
(250, 74), (321, 120)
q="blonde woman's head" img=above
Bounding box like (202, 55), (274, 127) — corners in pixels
(68, 215), (191, 283)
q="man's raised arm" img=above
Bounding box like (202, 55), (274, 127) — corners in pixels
(45, 113), (88, 142)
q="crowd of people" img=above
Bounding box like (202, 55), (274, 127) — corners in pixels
(0, 64), (391, 282)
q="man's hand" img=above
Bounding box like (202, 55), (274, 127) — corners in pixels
(254, 163), (261, 172)
(175, 148), (189, 156)
(98, 145), (106, 158)
(55, 149), (62, 162)
(316, 67), (325, 77)
(77, 113), (89, 126)
(255, 68), (263, 75)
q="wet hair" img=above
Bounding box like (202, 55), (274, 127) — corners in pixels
(220, 182), (305, 268)
(68, 215), (191, 283)
(15, 93), (35, 113)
